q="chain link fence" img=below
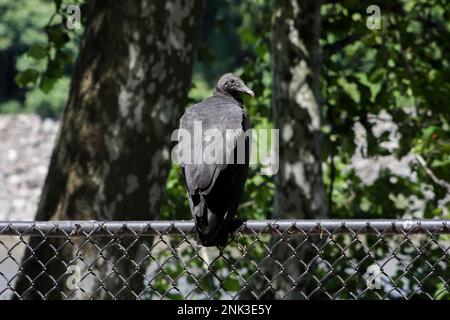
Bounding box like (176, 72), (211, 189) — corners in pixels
(0, 220), (449, 300)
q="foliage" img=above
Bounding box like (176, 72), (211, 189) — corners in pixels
(14, 0), (83, 92)
(319, 0), (450, 298)
(0, 77), (69, 117)
(321, 0), (450, 220)
(0, 0), (52, 51)
(0, 0), (81, 117)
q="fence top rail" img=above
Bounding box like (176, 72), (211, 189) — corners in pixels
(0, 219), (449, 237)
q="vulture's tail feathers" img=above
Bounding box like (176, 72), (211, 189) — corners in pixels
(194, 194), (229, 247)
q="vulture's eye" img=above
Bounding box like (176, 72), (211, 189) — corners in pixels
(230, 79), (235, 84)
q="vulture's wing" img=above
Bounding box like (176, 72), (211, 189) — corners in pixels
(179, 95), (251, 196)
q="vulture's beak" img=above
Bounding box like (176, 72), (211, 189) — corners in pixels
(241, 85), (255, 98)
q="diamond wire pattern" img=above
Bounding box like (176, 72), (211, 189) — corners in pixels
(0, 221), (449, 300)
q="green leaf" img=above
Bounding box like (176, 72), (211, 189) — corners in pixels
(46, 59), (64, 78)
(369, 68), (385, 83)
(223, 278), (240, 292)
(28, 43), (48, 59)
(39, 76), (58, 93)
(421, 126), (440, 146)
(15, 69), (39, 87)
(56, 49), (72, 65)
(46, 24), (70, 48)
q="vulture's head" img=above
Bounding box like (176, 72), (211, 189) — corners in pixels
(216, 73), (254, 104)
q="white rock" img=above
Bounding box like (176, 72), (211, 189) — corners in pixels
(0, 114), (58, 221)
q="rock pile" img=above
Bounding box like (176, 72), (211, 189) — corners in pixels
(0, 114), (59, 221)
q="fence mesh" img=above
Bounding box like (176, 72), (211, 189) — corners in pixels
(0, 220), (449, 300)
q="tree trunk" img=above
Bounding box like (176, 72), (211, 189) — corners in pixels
(242, 0), (327, 300)
(272, 0), (327, 299)
(273, 0), (326, 218)
(13, 0), (203, 299)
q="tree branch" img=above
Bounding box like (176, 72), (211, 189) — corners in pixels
(323, 34), (363, 60)
(415, 154), (450, 194)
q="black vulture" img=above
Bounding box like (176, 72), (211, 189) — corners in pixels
(179, 73), (254, 247)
